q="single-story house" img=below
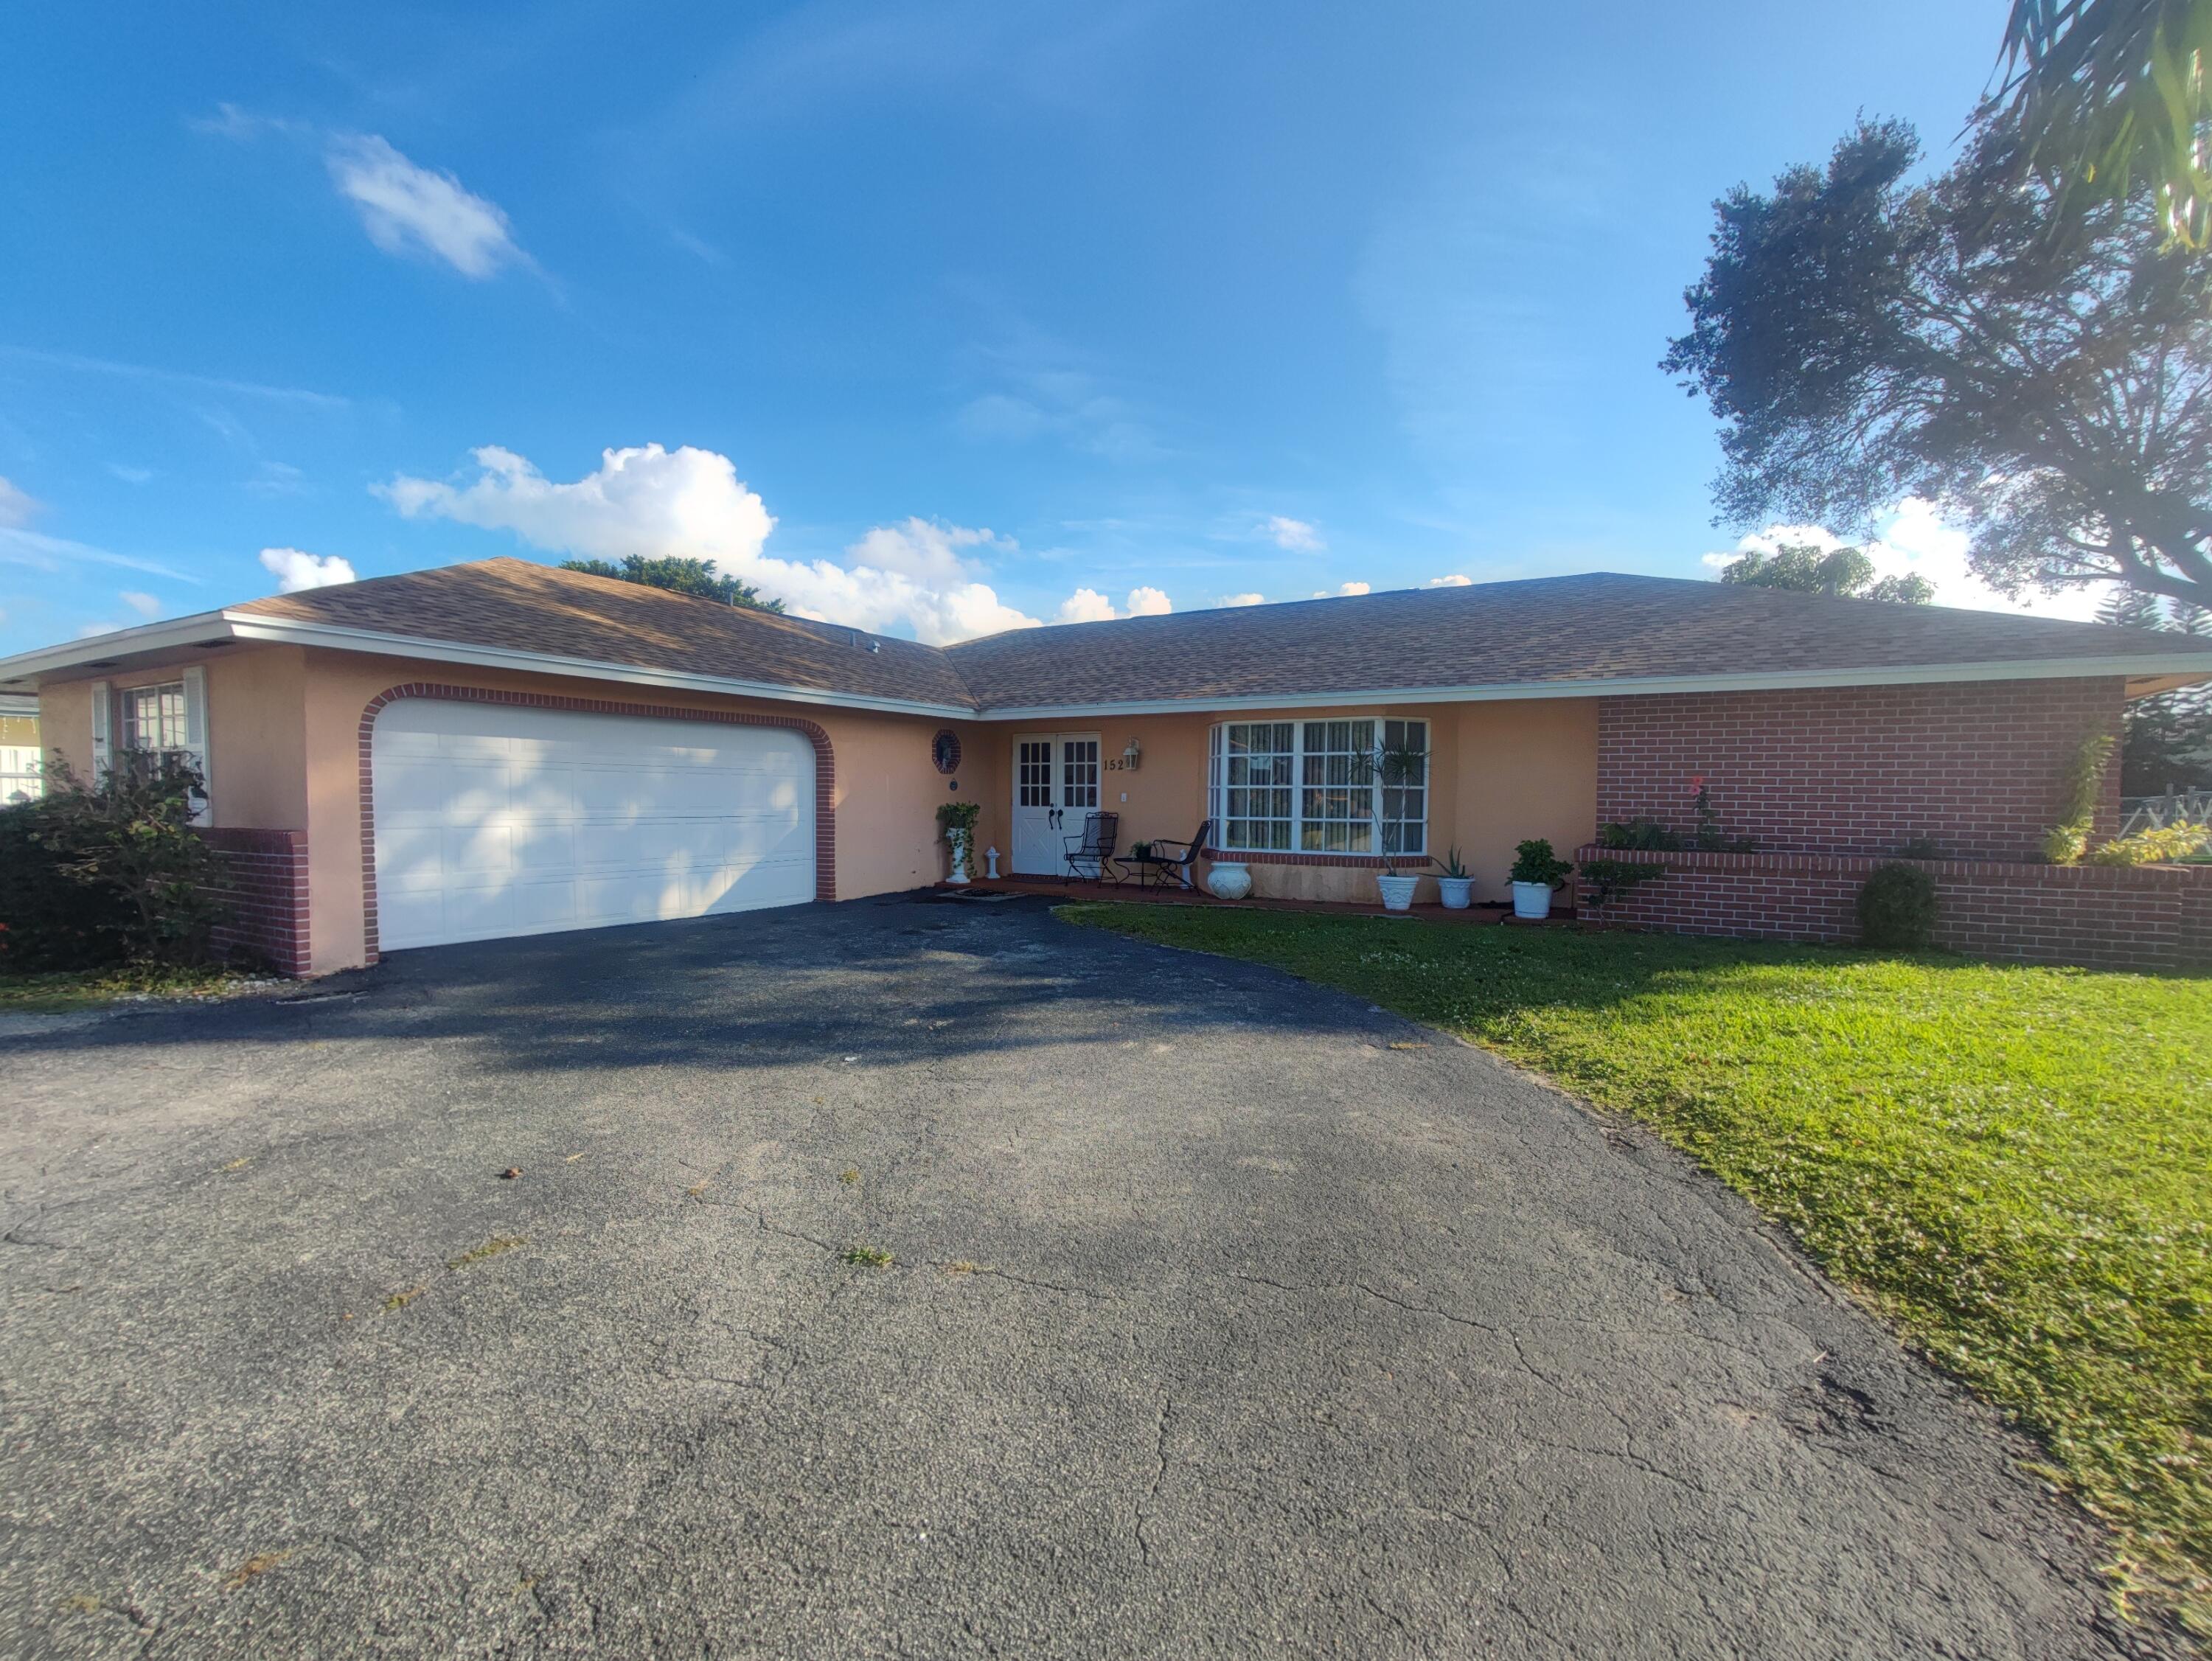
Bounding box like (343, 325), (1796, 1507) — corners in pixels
(4, 555), (2210, 975)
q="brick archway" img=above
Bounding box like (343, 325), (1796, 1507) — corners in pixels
(357, 682), (836, 964)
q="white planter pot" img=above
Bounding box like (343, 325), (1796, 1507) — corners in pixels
(948, 844), (970, 885)
(1376, 874), (1419, 913)
(1436, 876), (1474, 910)
(1510, 880), (1553, 919)
(1206, 861), (1252, 900)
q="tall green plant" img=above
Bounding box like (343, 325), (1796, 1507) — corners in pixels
(34, 754), (231, 964)
(936, 800), (981, 876)
(2039, 733), (2117, 863)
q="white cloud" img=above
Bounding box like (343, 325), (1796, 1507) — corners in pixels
(1263, 515), (1324, 552)
(119, 590), (161, 619)
(107, 464), (153, 485)
(1125, 585), (1172, 616)
(77, 620), (125, 638)
(1057, 588), (1118, 624)
(1218, 592), (1267, 607)
(1426, 574), (1472, 587)
(259, 547), (358, 592)
(1313, 581), (1371, 598)
(378, 442), (1043, 646)
(0, 476), (41, 529)
(1707, 500), (2107, 621)
(326, 135), (526, 279)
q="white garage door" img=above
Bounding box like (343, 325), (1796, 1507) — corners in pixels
(372, 700), (815, 951)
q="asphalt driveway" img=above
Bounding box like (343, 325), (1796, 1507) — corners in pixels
(0, 894), (2159, 1659)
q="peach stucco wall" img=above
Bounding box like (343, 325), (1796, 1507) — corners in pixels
(295, 650), (986, 973)
(38, 647), (1600, 968)
(41, 646), (987, 974)
(969, 700), (1597, 904)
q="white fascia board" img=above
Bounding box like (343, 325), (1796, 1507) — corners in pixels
(970, 653), (2212, 721)
(0, 611), (233, 684)
(216, 613), (978, 720)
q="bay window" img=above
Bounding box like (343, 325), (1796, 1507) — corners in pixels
(1208, 717), (1427, 856)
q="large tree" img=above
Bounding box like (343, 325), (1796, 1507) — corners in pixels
(2099, 588), (2212, 790)
(1717, 542), (1933, 603)
(1994, 0), (2212, 251)
(1663, 116), (2212, 612)
(558, 554), (783, 613)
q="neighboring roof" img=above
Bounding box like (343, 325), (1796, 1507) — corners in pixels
(945, 571), (2212, 712)
(4, 559), (2210, 715)
(229, 557), (978, 711)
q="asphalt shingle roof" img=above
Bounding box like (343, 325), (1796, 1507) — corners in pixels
(229, 558), (2212, 714)
(233, 557), (976, 708)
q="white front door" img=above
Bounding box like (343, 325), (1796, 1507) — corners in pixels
(1010, 733), (1101, 875)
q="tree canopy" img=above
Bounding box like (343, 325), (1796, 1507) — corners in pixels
(1994, 0), (2212, 251)
(559, 554), (783, 613)
(1717, 542), (1933, 603)
(1663, 116), (2212, 613)
(2099, 588), (2212, 790)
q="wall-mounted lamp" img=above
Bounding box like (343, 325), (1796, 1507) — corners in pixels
(1121, 737), (1142, 771)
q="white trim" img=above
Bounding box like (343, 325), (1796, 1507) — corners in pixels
(180, 664), (211, 825)
(88, 679), (110, 781)
(0, 612), (230, 683)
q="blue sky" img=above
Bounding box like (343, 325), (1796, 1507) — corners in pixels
(2, 1), (2072, 653)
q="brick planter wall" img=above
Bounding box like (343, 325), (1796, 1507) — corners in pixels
(1596, 680), (2124, 862)
(201, 828), (310, 976)
(1573, 845), (2212, 972)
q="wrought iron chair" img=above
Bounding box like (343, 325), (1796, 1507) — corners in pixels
(1062, 811), (1119, 882)
(1125, 819), (1214, 891)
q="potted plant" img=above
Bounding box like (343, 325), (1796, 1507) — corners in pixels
(936, 801), (981, 885)
(1509, 838), (1571, 919)
(1435, 846), (1474, 910)
(1360, 736), (1428, 913)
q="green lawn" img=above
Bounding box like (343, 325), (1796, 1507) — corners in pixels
(1059, 902), (2212, 1636)
(0, 964), (260, 1014)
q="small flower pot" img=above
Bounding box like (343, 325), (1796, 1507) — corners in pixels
(1510, 880), (1553, 919)
(1206, 861), (1252, 900)
(1376, 874), (1419, 912)
(1436, 876), (1474, 910)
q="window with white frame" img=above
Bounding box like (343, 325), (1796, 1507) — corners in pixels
(1209, 721), (1295, 851)
(119, 681), (190, 765)
(93, 669), (211, 823)
(1208, 717), (1427, 856)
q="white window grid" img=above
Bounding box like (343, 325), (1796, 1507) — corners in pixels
(1209, 718), (1427, 856)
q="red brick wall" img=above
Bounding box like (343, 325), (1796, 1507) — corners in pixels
(1574, 846), (2211, 972)
(1596, 680), (2124, 862)
(201, 828), (310, 976)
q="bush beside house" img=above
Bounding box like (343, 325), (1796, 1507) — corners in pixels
(0, 755), (232, 972)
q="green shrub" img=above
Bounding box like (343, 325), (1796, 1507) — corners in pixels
(1577, 857), (1667, 908)
(936, 799), (981, 874)
(0, 795), (133, 970)
(1509, 839), (1573, 887)
(1857, 861), (1939, 950)
(1597, 817), (1683, 851)
(2083, 821), (2211, 866)
(13, 756), (231, 967)
(2039, 732), (2114, 864)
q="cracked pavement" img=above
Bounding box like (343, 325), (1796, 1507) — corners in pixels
(0, 894), (2165, 1658)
